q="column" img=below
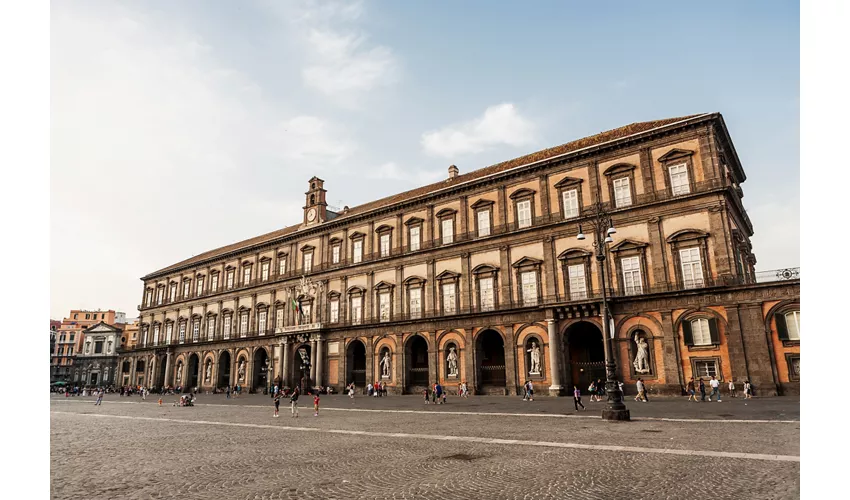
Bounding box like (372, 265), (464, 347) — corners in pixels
(310, 338), (317, 385)
(315, 336), (324, 387)
(503, 326), (518, 396)
(275, 342), (284, 385)
(164, 351), (174, 387)
(547, 318), (562, 395)
(282, 340), (291, 388)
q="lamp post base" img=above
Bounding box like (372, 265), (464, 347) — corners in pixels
(601, 408), (631, 421)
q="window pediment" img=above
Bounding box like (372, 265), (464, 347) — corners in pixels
(327, 290), (341, 299)
(300, 244), (315, 252)
(349, 231), (366, 240)
(435, 208), (457, 218)
(657, 148), (695, 163)
(435, 270), (461, 281)
(666, 229), (709, 244)
(403, 275), (427, 286)
(242, 260), (253, 266)
(374, 280), (395, 291)
(512, 256), (543, 269)
(375, 224), (393, 234)
(259, 256), (271, 262)
(470, 198), (496, 209)
(509, 188), (536, 200)
(328, 237), (341, 244)
(471, 264), (499, 275)
(404, 216), (424, 227)
(558, 248), (593, 261)
(603, 163), (638, 177)
(554, 176), (584, 189)
(347, 285), (367, 296)
(609, 239), (649, 253)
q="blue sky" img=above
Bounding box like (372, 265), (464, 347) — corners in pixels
(50, 0), (799, 319)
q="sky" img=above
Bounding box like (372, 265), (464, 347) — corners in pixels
(50, 0), (800, 320)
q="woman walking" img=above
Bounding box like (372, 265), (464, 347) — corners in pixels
(743, 380), (753, 399)
(588, 381), (597, 402)
(573, 386), (585, 411)
(687, 377), (697, 401)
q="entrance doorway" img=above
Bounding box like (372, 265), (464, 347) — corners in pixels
(476, 329), (507, 391)
(565, 321), (606, 391)
(405, 335), (429, 391)
(253, 348), (269, 392)
(157, 356), (167, 388)
(293, 344), (312, 393)
(346, 340), (367, 387)
(187, 353), (200, 390)
(218, 351), (231, 389)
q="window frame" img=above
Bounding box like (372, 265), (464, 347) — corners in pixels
(436, 208), (457, 246)
(667, 230), (712, 290)
(436, 271), (460, 316)
(471, 264), (499, 312)
(512, 257), (543, 307)
(350, 234), (365, 264)
(328, 293), (340, 324)
(404, 217), (424, 252)
(471, 199), (495, 238)
(210, 273), (219, 292)
(554, 176), (584, 220)
(558, 249), (592, 301)
(348, 288), (365, 325)
(691, 357), (722, 381)
(657, 148), (697, 198)
(260, 260), (270, 281)
(604, 163), (637, 209)
(610, 240), (649, 296)
(375, 282), (394, 323)
(509, 188), (537, 229)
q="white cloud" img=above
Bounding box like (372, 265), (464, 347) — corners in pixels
(421, 103), (538, 158)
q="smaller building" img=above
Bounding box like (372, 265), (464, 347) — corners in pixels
(73, 322), (122, 387)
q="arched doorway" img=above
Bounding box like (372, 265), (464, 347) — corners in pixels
(253, 348), (270, 392)
(218, 351), (231, 389)
(293, 344), (312, 393)
(346, 340), (367, 388)
(476, 329), (506, 392)
(187, 353), (200, 391)
(565, 321), (605, 391)
(157, 355), (167, 388)
(405, 335), (429, 392)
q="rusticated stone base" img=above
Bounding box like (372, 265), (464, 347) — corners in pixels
(601, 409), (631, 421)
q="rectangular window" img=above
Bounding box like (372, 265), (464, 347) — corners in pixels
(86, 313), (90, 319)
(192, 320), (200, 342)
(303, 253), (313, 273)
(240, 312), (248, 337)
(679, 247), (704, 289)
(179, 322), (186, 343)
(694, 359), (718, 379)
(517, 200), (532, 228)
(379, 292), (391, 322)
(568, 264), (587, 300)
(207, 317), (215, 340)
(442, 283), (456, 314)
(243, 267), (251, 285)
(156, 288), (164, 305)
(352, 298), (362, 325)
(95, 341), (103, 354)
(621, 256), (643, 295)
(562, 189), (579, 218)
(153, 324), (160, 344)
(210, 274), (218, 292)
(166, 323), (173, 344)
(332, 245), (340, 264)
(278, 257), (286, 275)
(520, 271), (538, 305)
(409, 226), (420, 251)
(442, 219), (454, 245)
(409, 288), (422, 318)
(613, 177), (632, 207)
(380, 234), (391, 257)
(275, 307), (284, 330)
(477, 210), (491, 237)
(330, 300), (339, 323)
(479, 277), (494, 311)
(170, 283), (177, 301)
(691, 318), (712, 346)
(196, 277), (204, 296)
(226, 271), (234, 289)
(786, 311), (800, 340)
(261, 262), (270, 281)
(302, 303), (311, 322)
(223, 316), (231, 340)
(352, 240), (363, 263)
(145, 292), (151, 307)
(669, 163), (690, 196)
(183, 281), (190, 298)
(258, 310), (267, 334)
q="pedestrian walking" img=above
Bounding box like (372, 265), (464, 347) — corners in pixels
(728, 379), (737, 398)
(225, 386), (230, 399)
(687, 377), (697, 401)
(743, 380), (753, 399)
(461, 381), (469, 398)
(290, 387), (300, 418)
(708, 376), (722, 402)
(573, 386), (585, 411)
(634, 378), (647, 402)
(348, 383), (355, 399)
(424, 388), (430, 404)
(313, 393), (320, 417)
(526, 381), (534, 402)
(588, 381), (597, 402)
(158, 397), (163, 406)
(698, 378), (706, 402)
(273, 393), (280, 417)
(94, 389), (104, 406)
(435, 382), (443, 404)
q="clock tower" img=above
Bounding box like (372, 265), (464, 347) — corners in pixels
(303, 176), (328, 227)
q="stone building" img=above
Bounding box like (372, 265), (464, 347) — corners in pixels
(120, 113), (800, 396)
(52, 309), (121, 384)
(74, 322), (122, 387)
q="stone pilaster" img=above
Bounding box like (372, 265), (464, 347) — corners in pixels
(735, 304), (779, 395)
(503, 325), (518, 396)
(547, 318), (562, 395)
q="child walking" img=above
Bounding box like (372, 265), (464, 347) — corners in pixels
(314, 393), (320, 417)
(273, 393), (280, 418)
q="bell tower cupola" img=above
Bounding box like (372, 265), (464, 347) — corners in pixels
(303, 176), (328, 227)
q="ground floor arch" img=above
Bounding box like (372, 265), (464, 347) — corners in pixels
(564, 321), (605, 391)
(475, 329), (507, 392)
(186, 353), (200, 391)
(293, 343), (312, 393)
(346, 339), (367, 387)
(405, 335), (430, 391)
(218, 350), (231, 388)
(253, 348), (270, 392)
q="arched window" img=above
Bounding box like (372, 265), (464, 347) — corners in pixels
(777, 310), (800, 341)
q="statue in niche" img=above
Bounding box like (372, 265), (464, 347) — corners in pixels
(380, 351), (391, 378)
(176, 362), (183, 384)
(205, 360), (212, 382)
(527, 341), (541, 375)
(237, 359), (246, 382)
(446, 346), (459, 377)
(633, 334), (650, 374)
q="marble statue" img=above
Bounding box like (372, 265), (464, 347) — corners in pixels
(237, 360), (246, 382)
(379, 351), (391, 378)
(205, 360), (212, 382)
(633, 335), (650, 374)
(446, 347), (459, 377)
(527, 341), (541, 374)
(176, 362), (183, 384)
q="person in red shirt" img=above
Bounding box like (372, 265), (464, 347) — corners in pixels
(313, 393), (320, 417)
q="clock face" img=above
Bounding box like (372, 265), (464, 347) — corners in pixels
(307, 208), (317, 222)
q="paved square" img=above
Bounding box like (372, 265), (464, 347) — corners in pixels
(51, 394), (799, 499)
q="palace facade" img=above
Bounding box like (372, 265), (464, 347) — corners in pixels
(120, 113), (800, 396)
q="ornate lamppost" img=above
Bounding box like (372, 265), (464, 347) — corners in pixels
(578, 201), (630, 421)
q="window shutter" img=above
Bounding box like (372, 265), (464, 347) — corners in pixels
(775, 313), (789, 341)
(682, 320), (693, 345)
(708, 318), (720, 344)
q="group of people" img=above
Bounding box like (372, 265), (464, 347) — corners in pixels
(687, 376), (753, 402)
(366, 381), (388, 397)
(424, 382), (447, 404)
(272, 386), (321, 418)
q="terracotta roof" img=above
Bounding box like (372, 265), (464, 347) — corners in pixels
(144, 114), (707, 279)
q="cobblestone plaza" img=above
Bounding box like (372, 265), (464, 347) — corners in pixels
(50, 394), (799, 499)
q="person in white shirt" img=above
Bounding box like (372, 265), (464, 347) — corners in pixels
(728, 379), (737, 398)
(708, 376), (722, 402)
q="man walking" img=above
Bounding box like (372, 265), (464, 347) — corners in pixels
(687, 377), (698, 401)
(728, 378), (737, 398)
(290, 387), (300, 418)
(634, 378), (647, 402)
(573, 386), (585, 411)
(708, 375), (722, 402)
(94, 389), (104, 406)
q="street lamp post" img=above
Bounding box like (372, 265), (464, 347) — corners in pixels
(578, 202), (630, 421)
